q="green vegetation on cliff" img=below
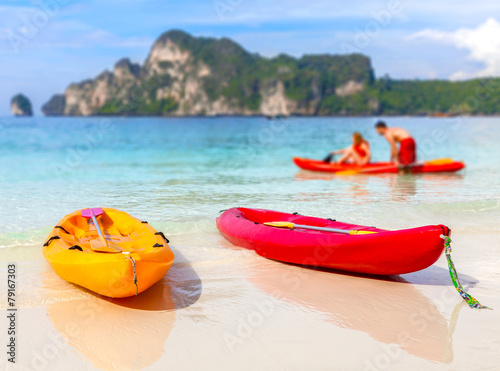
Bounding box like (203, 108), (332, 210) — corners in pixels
(41, 94), (65, 116)
(372, 77), (500, 115)
(99, 97), (178, 115)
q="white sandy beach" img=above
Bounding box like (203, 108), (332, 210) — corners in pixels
(2, 214), (499, 371)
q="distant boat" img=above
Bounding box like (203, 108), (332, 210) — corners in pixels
(293, 157), (465, 174)
(265, 114), (288, 120)
(428, 112), (458, 118)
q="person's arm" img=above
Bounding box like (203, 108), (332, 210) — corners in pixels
(331, 148), (346, 155)
(386, 134), (398, 163)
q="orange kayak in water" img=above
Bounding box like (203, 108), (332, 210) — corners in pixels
(43, 208), (174, 298)
(293, 157), (465, 174)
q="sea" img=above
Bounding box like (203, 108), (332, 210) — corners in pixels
(0, 116), (499, 239)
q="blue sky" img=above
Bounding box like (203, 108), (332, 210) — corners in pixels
(2, 0), (500, 115)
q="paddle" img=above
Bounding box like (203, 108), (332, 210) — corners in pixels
(336, 158), (454, 176)
(264, 222), (377, 235)
(81, 208), (122, 253)
(323, 153), (335, 163)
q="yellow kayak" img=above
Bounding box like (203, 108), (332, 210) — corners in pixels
(43, 208), (174, 298)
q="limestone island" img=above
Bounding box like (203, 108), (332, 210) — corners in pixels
(11, 94), (33, 116)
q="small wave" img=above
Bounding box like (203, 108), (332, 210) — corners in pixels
(0, 227), (51, 249)
(418, 199), (500, 213)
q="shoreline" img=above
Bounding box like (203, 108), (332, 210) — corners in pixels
(6, 113), (500, 119)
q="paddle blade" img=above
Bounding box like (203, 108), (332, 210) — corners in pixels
(81, 208), (104, 218)
(424, 158), (454, 165)
(90, 239), (122, 253)
(350, 230), (377, 235)
(335, 169), (360, 176)
(323, 154), (334, 163)
(264, 222), (295, 229)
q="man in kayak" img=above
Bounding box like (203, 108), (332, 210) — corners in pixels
(326, 132), (371, 165)
(375, 121), (416, 169)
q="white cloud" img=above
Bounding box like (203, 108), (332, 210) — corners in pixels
(448, 70), (469, 81)
(411, 18), (500, 79)
(1, 18), (152, 52)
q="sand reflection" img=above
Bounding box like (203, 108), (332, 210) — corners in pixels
(45, 249), (201, 370)
(249, 262), (455, 363)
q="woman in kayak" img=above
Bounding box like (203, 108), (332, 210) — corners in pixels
(328, 132), (371, 165)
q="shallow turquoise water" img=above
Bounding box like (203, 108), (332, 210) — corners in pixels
(0, 116), (499, 243)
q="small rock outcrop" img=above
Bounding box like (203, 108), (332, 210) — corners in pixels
(11, 94), (33, 116)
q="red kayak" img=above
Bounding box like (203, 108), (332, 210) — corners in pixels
(293, 157), (465, 174)
(217, 208), (450, 275)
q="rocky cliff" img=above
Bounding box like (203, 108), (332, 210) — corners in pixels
(42, 30), (375, 116)
(11, 94), (33, 116)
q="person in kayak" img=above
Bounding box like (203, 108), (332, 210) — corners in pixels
(375, 121), (416, 169)
(327, 132), (371, 165)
